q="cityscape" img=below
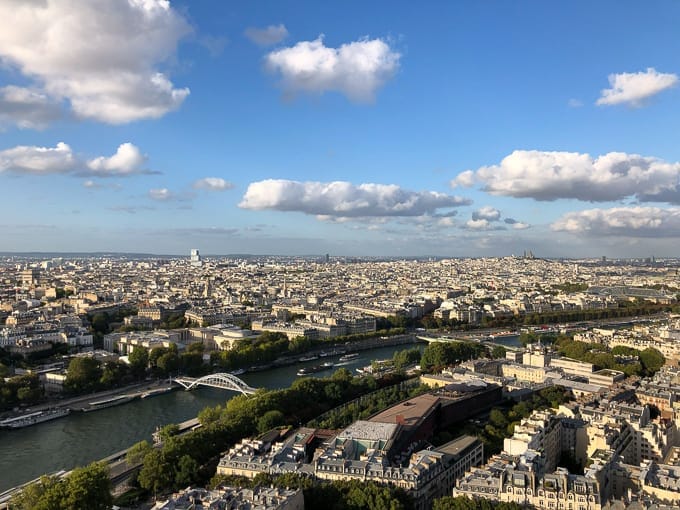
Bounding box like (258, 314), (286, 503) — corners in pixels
(1, 252), (680, 509)
(2, 1), (680, 509)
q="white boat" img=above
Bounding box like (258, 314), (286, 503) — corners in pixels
(230, 368), (246, 376)
(299, 355), (318, 362)
(0, 408), (70, 429)
(338, 353), (359, 362)
(84, 394), (136, 412)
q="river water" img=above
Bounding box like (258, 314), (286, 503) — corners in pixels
(0, 343), (429, 491)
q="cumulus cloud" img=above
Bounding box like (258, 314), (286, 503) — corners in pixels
(265, 36), (400, 102)
(87, 143), (149, 176)
(466, 219), (491, 230)
(245, 24), (288, 46)
(596, 68), (677, 107)
(472, 206), (501, 221)
(0, 142), (151, 177)
(464, 218), (507, 231)
(452, 150), (680, 203)
(239, 179), (470, 218)
(192, 177), (234, 191)
(551, 206), (680, 237)
(0, 86), (63, 129)
(0, 142), (76, 175)
(0, 0), (191, 124)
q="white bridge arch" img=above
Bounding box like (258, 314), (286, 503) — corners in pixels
(173, 373), (257, 395)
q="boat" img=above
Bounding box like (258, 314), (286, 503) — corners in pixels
(230, 368), (246, 376)
(0, 408), (70, 429)
(298, 355), (319, 362)
(84, 394), (136, 412)
(338, 353), (359, 362)
(296, 363), (334, 376)
(141, 387), (174, 399)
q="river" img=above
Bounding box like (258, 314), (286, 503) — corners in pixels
(0, 343), (426, 491)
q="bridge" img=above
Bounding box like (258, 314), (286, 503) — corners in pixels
(173, 373), (258, 395)
(417, 335), (521, 352)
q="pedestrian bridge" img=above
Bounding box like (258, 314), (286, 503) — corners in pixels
(173, 373), (257, 395)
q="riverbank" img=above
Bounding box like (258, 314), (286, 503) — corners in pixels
(0, 342), (423, 492)
(0, 333), (420, 425)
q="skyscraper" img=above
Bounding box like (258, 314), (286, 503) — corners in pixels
(190, 249), (202, 267)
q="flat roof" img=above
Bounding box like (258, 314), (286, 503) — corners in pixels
(435, 435), (480, 457)
(339, 420), (399, 442)
(369, 393), (441, 429)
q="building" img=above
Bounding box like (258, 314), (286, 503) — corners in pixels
(152, 485), (304, 510)
(190, 248), (202, 267)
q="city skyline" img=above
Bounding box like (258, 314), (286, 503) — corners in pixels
(1, 1), (680, 258)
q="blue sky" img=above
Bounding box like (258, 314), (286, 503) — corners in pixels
(1, 1), (680, 258)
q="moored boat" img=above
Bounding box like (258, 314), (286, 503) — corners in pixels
(338, 353), (359, 362)
(84, 394), (136, 412)
(0, 408), (70, 429)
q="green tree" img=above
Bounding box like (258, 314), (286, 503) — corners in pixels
(639, 348), (665, 375)
(60, 462), (112, 510)
(11, 463), (111, 510)
(127, 440), (152, 465)
(490, 345), (507, 359)
(174, 454), (199, 488)
(138, 449), (173, 496)
(156, 351), (180, 377)
(90, 312), (110, 335)
(9, 475), (59, 509)
(64, 357), (102, 393)
(157, 423), (180, 442)
(128, 346), (149, 379)
(392, 347), (421, 369)
(257, 409), (285, 433)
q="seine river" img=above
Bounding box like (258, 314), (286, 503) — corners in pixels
(0, 343), (437, 491)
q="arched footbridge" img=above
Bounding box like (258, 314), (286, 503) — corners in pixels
(173, 373), (258, 395)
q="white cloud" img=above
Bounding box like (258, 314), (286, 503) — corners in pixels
(239, 179), (470, 218)
(0, 142), (151, 176)
(148, 187), (194, 202)
(148, 188), (174, 201)
(0, 0), (191, 124)
(568, 98), (583, 108)
(265, 36), (400, 102)
(87, 143), (148, 176)
(472, 206), (501, 221)
(504, 218), (530, 230)
(0, 142), (76, 175)
(551, 206), (680, 237)
(450, 170), (475, 188)
(596, 68), (677, 107)
(466, 219), (491, 230)
(0, 85), (63, 129)
(192, 177), (234, 191)
(511, 222), (530, 230)
(452, 150), (680, 203)
(245, 24), (288, 46)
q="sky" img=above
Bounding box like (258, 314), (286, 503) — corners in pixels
(1, 1), (680, 258)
